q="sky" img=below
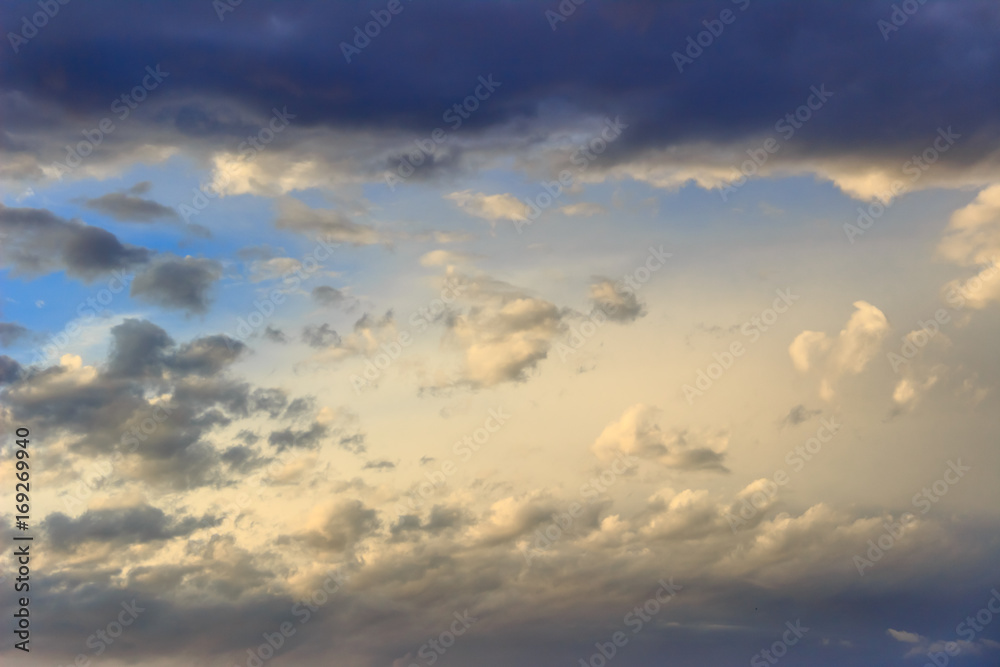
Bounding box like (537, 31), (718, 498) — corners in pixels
(1, 1), (1000, 666)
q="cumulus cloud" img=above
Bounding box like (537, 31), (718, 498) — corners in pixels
(789, 301), (889, 399)
(592, 404), (729, 471)
(589, 278), (645, 323)
(0, 203), (150, 280)
(435, 273), (566, 388)
(130, 255), (223, 314)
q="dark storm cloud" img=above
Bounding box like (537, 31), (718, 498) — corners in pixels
(130, 255), (223, 314)
(44, 504), (219, 552)
(3, 0), (1000, 175)
(0, 204), (151, 280)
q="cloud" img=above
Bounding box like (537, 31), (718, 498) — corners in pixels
(419, 249), (478, 267)
(291, 499), (381, 552)
(886, 628), (922, 643)
(0, 203), (150, 281)
(780, 404), (822, 427)
(558, 202), (606, 217)
(312, 285), (346, 306)
(592, 404), (729, 471)
(445, 190), (527, 224)
(44, 504), (219, 552)
(302, 323), (342, 348)
(0, 322), (31, 346)
(589, 278), (645, 323)
(789, 301), (889, 399)
(82, 183), (179, 222)
(435, 273), (566, 388)
(130, 255), (223, 314)
(275, 197), (382, 244)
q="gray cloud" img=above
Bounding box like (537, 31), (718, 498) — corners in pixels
(0, 322), (30, 346)
(0, 203), (151, 281)
(130, 255), (223, 313)
(82, 183), (179, 222)
(44, 504), (219, 552)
